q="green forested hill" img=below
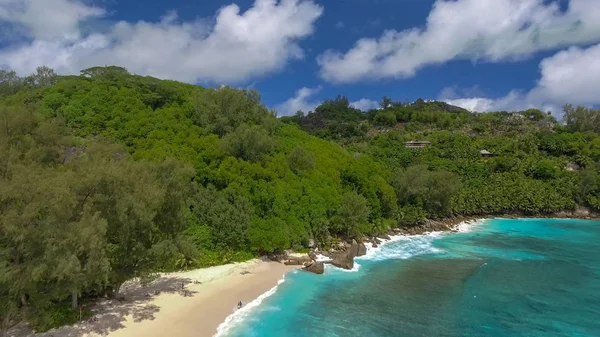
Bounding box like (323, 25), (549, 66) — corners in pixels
(1, 66), (599, 332)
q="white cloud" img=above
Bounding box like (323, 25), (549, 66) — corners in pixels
(350, 98), (379, 111)
(275, 87), (380, 116)
(318, 0), (600, 83)
(530, 43), (600, 105)
(443, 43), (600, 116)
(0, 0), (105, 40)
(0, 0), (323, 83)
(275, 86), (322, 116)
(443, 97), (497, 112)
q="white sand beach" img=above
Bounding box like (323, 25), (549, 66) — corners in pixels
(30, 260), (298, 337)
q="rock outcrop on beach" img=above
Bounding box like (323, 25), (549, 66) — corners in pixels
(267, 251), (288, 262)
(331, 240), (359, 270)
(357, 243), (367, 257)
(394, 219), (454, 236)
(303, 261), (325, 274)
(378, 233), (391, 240)
(284, 255), (312, 266)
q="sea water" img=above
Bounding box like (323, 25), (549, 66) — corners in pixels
(218, 218), (600, 337)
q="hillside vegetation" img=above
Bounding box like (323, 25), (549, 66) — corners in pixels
(1, 66), (599, 333)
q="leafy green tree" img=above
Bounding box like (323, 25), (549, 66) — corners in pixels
(336, 191), (370, 238)
(0, 69), (23, 96)
(528, 159), (559, 180)
(27, 66), (58, 87)
(189, 185), (254, 251)
(374, 111), (397, 127)
(395, 165), (462, 217)
(579, 168), (600, 210)
(287, 146), (316, 174)
(380, 96), (393, 109)
(222, 124), (275, 162)
(248, 217), (290, 253)
(81, 66), (130, 80)
(192, 86), (273, 136)
(563, 104), (600, 133)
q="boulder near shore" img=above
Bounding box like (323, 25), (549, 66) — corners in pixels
(303, 261), (325, 274)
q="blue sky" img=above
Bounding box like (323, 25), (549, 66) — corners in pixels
(1, 0), (600, 116)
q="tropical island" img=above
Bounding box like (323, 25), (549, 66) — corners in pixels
(1, 66), (600, 336)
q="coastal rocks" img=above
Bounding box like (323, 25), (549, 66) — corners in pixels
(283, 255), (313, 266)
(331, 240), (359, 270)
(573, 207), (592, 218)
(357, 243), (367, 257)
(378, 233), (391, 240)
(308, 238), (316, 248)
(394, 219), (454, 236)
(370, 236), (381, 248)
(267, 251), (288, 262)
(303, 261), (325, 274)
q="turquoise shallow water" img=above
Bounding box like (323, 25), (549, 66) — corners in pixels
(220, 219), (600, 337)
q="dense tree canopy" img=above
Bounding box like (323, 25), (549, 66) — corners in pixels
(1, 66), (599, 334)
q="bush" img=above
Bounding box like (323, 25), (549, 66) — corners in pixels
(28, 301), (91, 332)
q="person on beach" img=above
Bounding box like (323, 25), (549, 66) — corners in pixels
(237, 301), (243, 309)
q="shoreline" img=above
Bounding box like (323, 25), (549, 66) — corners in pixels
(28, 260), (299, 337)
(22, 214), (599, 337)
(213, 215), (600, 335)
(391, 208), (600, 237)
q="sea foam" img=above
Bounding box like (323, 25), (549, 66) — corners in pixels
(358, 233), (444, 262)
(453, 219), (486, 233)
(216, 221), (487, 335)
(213, 274), (289, 337)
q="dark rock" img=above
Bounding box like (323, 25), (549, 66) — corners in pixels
(378, 233), (391, 240)
(331, 240), (359, 270)
(267, 251), (288, 262)
(357, 243), (367, 257)
(308, 251), (318, 261)
(303, 262), (324, 274)
(285, 255), (312, 265)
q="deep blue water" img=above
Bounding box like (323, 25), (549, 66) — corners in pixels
(219, 219), (600, 337)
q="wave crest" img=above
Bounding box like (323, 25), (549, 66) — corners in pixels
(358, 233), (444, 262)
(453, 219), (486, 233)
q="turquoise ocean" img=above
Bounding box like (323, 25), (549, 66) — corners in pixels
(217, 218), (600, 337)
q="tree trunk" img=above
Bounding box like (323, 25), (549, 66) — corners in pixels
(20, 295), (27, 307)
(71, 290), (78, 310)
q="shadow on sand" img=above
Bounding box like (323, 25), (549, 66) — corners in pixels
(10, 276), (201, 337)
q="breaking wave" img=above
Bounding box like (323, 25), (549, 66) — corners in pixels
(213, 276), (287, 337)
